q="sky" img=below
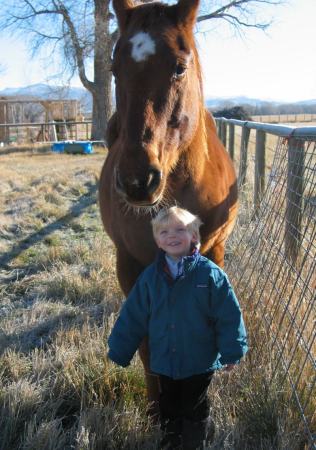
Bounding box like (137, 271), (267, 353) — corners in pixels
(0, 0), (315, 103)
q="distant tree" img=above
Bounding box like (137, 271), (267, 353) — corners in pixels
(0, 0), (282, 141)
(213, 105), (252, 120)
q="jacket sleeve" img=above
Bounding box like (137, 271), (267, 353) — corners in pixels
(107, 275), (150, 367)
(210, 271), (248, 365)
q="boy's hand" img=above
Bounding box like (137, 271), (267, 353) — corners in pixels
(224, 364), (236, 372)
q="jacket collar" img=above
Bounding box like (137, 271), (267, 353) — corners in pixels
(156, 246), (201, 282)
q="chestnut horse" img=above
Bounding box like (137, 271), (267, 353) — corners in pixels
(99, 0), (238, 411)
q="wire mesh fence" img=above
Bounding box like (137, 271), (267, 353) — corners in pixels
(224, 128), (316, 448)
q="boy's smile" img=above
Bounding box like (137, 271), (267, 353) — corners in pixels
(155, 219), (197, 260)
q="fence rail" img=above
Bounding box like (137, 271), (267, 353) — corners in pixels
(252, 113), (316, 123)
(0, 120), (93, 144)
(216, 119), (316, 232)
(216, 117), (316, 448)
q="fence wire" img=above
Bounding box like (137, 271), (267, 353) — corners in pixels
(227, 135), (316, 448)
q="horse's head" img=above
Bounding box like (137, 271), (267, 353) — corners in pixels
(112, 0), (202, 207)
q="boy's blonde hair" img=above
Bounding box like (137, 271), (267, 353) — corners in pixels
(151, 206), (202, 243)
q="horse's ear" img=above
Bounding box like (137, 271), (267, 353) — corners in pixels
(113, 0), (134, 31)
(176, 0), (200, 28)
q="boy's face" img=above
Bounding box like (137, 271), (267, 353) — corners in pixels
(154, 219), (197, 260)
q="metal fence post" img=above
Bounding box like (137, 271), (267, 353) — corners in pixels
(285, 137), (305, 263)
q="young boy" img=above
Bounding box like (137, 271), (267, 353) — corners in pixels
(108, 206), (248, 449)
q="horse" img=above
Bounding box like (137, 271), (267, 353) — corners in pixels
(99, 0), (238, 412)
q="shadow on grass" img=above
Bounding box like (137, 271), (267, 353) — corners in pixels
(0, 310), (77, 356)
(0, 183), (98, 271)
(0, 302), (106, 357)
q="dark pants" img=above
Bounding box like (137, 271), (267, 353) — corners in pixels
(158, 372), (213, 450)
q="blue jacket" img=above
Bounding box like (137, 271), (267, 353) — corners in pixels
(108, 251), (248, 379)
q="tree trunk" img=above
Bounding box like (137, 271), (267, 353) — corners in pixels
(90, 0), (113, 141)
(91, 72), (112, 141)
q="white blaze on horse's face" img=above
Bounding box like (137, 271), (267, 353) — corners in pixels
(129, 32), (156, 62)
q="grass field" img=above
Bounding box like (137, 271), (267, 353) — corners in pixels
(0, 144), (309, 449)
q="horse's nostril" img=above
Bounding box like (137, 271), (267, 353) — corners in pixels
(147, 168), (162, 194)
(115, 166), (162, 202)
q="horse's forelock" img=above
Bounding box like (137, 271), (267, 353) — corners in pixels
(114, 0), (200, 35)
(124, 2), (171, 31)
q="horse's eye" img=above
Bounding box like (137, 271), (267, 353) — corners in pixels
(173, 64), (187, 79)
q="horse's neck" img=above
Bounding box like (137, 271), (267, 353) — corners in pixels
(184, 109), (208, 175)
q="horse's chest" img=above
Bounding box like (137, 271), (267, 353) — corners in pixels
(113, 213), (157, 265)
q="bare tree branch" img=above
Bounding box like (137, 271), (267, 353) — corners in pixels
(0, 0), (284, 140)
(53, 1), (93, 90)
(138, 0), (282, 31)
(197, 0), (283, 30)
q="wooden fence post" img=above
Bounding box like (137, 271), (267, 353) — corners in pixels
(216, 119), (221, 136)
(229, 123), (235, 160)
(221, 122), (227, 147)
(238, 125), (250, 186)
(49, 121), (57, 142)
(254, 130), (266, 211)
(285, 137), (305, 263)
(218, 121), (222, 141)
(86, 122), (89, 140)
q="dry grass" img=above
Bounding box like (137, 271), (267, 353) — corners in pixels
(0, 143), (311, 449)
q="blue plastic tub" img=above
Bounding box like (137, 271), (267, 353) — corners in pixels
(52, 141), (93, 154)
(52, 142), (65, 153)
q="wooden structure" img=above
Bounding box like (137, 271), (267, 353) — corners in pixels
(0, 97), (81, 143)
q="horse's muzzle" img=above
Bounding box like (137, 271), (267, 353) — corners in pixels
(114, 166), (163, 205)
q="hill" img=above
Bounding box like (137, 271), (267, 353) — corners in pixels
(1, 84), (316, 116)
(206, 96), (316, 115)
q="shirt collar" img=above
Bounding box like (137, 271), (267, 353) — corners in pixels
(165, 254), (184, 279)
(156, 245), (201, 281)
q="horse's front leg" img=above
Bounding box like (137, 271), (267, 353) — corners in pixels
(116, 246), (144, 296)
(116, 247), (160, 418)
(138, 337), (160, 419)
(204, 241), (225, 268)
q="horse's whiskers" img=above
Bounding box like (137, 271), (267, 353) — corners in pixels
(117, 190), (175, 218)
